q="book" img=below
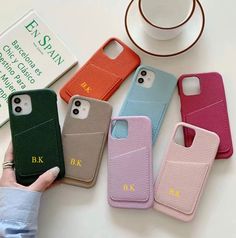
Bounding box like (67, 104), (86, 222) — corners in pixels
(0, 10), (78, 126)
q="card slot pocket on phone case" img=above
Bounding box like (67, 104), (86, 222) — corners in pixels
(63, 132), (105, 182)
(184, 100), (231, 154)
(14, 119), (60, 176)
(155, 161), (209, 215)
(108, 147), (150, 203)
(65, 63), (122, 99)
(117, 100), (167, 141)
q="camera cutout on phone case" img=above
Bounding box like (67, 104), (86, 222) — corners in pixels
(71, 99), (90, 119)
(111, 119), (128, 139)
(182, 76), (201, 96)
(103, 40), (124, 59)
(12, 94), (32, 116)
(173, 124), (195, 148)
(136, 68), (155, 88)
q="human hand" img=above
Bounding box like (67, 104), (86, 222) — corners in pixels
(0, 142), (60, 192)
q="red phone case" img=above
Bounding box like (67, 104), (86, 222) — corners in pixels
(178, 72), (233, 159)
(60, 38), (140, 102)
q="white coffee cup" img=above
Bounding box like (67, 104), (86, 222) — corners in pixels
(139, 0), (196, 40)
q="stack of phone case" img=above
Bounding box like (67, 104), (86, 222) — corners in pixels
(154, 122), (220, 221)
(7, 36), (234, 223)
(108, 116), (153, 209)
(113, 65), (177, 143)
(178, 72), (233, 159)
(60, 38), (140, 103)
(8, 89), (65, 186)
(62, 96), (112, 188)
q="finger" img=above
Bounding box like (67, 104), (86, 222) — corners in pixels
(1, 142), (16, 183)
(28, 167), (60, 192)
(4, 142), (14, 162)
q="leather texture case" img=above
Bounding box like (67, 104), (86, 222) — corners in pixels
(60, 38), (140, 103)
(178, 72), (233, 159)
(8, 89), (65, 186)
(62, 95), (112, 188)
(113, 65), (177, 144)
(108, 116), (153, 209)
(154, 122), (220, 221)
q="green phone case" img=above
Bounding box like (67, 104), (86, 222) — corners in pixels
(8, 89), (65, 185)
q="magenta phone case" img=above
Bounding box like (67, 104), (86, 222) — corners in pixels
(154, 122), (220, 222)
(178, 72), (233, 159)
(108, 116), (153, 209)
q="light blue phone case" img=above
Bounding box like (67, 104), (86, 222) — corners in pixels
(114, 65), (177, 143)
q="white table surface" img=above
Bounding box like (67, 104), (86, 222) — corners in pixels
(0, 0), (236, 237)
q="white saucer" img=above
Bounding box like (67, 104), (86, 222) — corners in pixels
(125, 0), (205, 57)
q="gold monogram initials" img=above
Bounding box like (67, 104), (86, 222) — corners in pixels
(70, 158), (82, 167)
(123, 184), (135, 192)
(32, 156), (44, 164)
(168, 187), (180, 198)
(80, 82), (92, 93)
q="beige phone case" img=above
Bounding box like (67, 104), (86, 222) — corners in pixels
(62, 95), (112, 188)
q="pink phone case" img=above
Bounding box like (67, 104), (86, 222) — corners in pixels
(154, 122), (220, 222)
(108, 116), (153, 209)
(178, 72), (233, 159)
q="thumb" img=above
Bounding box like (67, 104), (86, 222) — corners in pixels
(28, 167), (60, 192)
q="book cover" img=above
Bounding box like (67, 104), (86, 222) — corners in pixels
(0, 10), (78, 126)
